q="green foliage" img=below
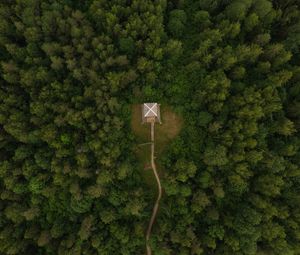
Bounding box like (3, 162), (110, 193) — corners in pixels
(28, 176), (46, 194)
(168, 10), (187, 37)
(225, 0), (252, 21)
(193, 11), (211, 30)
(203, 145), (229, 166)
(70, 196), (92, 214)
(198, 111), (213, 127)
(119, 37), (135, 55)
(0, 0), (300, 254)
(156, 0), (300, 254)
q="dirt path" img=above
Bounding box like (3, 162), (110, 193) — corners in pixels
(146, 122), (162, 255)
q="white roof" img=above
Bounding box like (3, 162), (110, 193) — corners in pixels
(143, 103), (158, 117)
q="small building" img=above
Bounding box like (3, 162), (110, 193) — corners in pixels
(142, 103), (161, 124)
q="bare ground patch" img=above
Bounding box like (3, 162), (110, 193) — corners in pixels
(131, 104), (183, 186)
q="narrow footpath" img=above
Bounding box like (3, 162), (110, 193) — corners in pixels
(146, 121), (162, 255)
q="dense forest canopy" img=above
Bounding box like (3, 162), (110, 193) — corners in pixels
(0, 0), (299, 254)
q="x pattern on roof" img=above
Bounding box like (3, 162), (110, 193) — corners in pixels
(144, 103), (158, 117)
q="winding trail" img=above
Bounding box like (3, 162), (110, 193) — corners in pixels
(146, 121), (162, 255)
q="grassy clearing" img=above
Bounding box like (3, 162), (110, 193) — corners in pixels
(131, 104), (182, 188)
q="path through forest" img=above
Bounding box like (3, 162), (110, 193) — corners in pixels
(146, 122), (162, 255)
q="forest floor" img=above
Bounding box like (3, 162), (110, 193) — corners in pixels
(131, 104), (182, 189)
(146, 121), (162, 255)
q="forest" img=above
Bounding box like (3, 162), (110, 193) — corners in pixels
(0, 0), (300, 254)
